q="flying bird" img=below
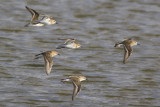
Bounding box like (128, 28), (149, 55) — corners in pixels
(61, 76), (87, 101)
(35, 50), (59, 75)
(114, 38), (139, 64)
(56, 38), (81, 49)
(25, 6), (56, 27)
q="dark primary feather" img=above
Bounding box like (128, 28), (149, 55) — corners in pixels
(123, 44), (133, 64)
(35, 53), (42, 59)
(123, 45), (128, 64)
(43, 53), (53, 75)
(25, 6), (39, 23)
(71, 79), (81, 101)
(125, 44), (133, 58)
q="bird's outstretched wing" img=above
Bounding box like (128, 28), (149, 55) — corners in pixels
(43, 53), (53, 75)
(123, 44), (132, 64)
(25, 6), (39, 23)
(72, 79), (81, 101)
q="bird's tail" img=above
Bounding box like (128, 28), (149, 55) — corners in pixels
(35, 53), (42, 59)
(114, 43), (122, 48)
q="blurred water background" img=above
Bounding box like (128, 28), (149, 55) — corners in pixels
(0, 0), (160, 106)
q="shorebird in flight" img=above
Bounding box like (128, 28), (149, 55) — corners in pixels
(114, 38), (139, 64)
(61, 76), (87, 101)
(25, 6), (56, 27)
(56, 38), (81, 49)
(35, 50), (59, 75)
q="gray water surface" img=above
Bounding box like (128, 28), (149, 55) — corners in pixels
(0, 0), (160, 107)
